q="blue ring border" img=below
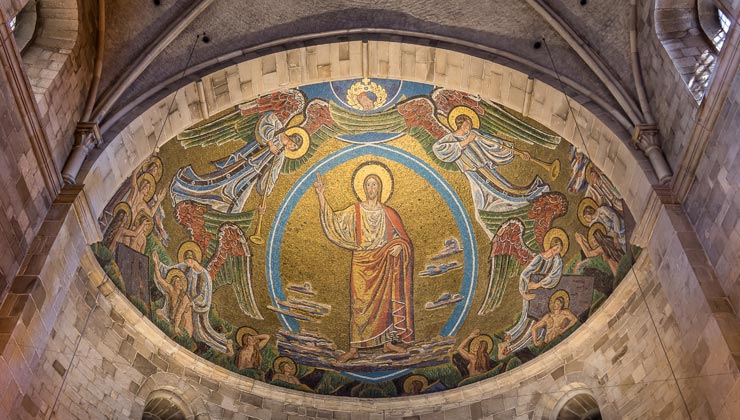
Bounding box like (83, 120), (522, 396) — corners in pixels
(265, 144), (477, 382)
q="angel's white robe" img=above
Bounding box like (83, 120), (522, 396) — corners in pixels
(170, 112), (285, 213)
(518, 253), (563, 296)
(158, 262), (230, 353)
(432, 131), (549, 237)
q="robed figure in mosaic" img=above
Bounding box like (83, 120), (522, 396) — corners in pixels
(314, 170), (414, 363)
(432, 113), (549, 236)
(170, 111), (304, 214)
(154, 247), (234, 355)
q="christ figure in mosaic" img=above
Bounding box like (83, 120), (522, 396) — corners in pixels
(314, 172), (414, 363)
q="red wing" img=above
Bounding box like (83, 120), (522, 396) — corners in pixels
(174, 201), (211, 252)
(239, 89), (306, 124)
(205, 223), (249, 279)
(431, 88), (484, 115)
(526, 192), (569, 248)
(302, 100), (335, 135)
(491, 219), (535, 266)
(397, 97), (448, 139)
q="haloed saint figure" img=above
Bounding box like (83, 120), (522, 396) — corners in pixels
(314, 163), (414, 363)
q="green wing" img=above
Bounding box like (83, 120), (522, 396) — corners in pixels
(202, 210), (255, 256)
(479, 207), (539, 252)
(479, 101), (561, 150)
(177, 107), (261, 149)
(282, 101), (410, 173)
(330, 101), (408, 134)
(407, 125), (458, 172)
(282, 122), (339, 174)
(205, 221), (264, 320)
(477, 218), (537, 316)
(478, 254), (524, 315)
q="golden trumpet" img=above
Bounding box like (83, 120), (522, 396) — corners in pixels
(249, 188), (269, 245)
(530, 157), (561, 180)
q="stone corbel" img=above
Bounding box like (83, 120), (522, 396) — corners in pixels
(632, 124), (673, 184)
(61, 122), (102, 185)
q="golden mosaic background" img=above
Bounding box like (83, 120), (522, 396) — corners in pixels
(93, 79), (637, 397)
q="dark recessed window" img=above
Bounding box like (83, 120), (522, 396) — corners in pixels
(557, 393), (601, 420)
(142, 397), (188, 420)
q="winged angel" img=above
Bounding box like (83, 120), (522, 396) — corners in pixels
(336, 88), (562, 236)
(335, 88), (567, 319)
(170, 90), (337, 213)
(168, 87), (567, 324)
(168, 90), (338, 321)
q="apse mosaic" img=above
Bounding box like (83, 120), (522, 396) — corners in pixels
(93, 78), (639, 397)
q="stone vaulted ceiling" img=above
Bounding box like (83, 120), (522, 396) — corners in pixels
(81, 2), (655, 399)
(97, 0), (637, 141)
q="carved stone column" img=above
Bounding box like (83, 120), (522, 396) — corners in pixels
(632, 124), (673, 184)
(61, 122), (101, 185)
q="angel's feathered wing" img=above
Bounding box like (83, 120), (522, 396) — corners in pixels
(477, 192), (568, 315)
(177, 107), (261, 149)
(177, 89), (307, 150)
(206, 223), (264, 320)
(174, 201), (263, 319)
(479, 207), (538, 249)
(240, 89), (306, 124)
(397, 97), (460, 171)
(527, 192), (568, 246)
(285, 96), (460, 173)
(478, 101), (562, 150)
(281, 99), (340, 173)
(282, 99), (415, 172)
(478, 219), (536, 316)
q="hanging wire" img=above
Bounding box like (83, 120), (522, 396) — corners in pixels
(541, 37), (695, 420)
(47, 291), (101, 420)
(30, 34), (729, 418)
(150, 32), (203, 156)
(44, 32), (204, 420)
(142, 32), (201, 321)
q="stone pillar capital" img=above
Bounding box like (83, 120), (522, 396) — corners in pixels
(632, 124), (660, 153)
(632, 124), (673, 184)
(74, 122), (102, 149)
(62, 122), (103, 185)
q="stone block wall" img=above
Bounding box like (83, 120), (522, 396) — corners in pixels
(4, 190), (735, 419)
(645, 201), (740, 419)
(637, 0), (699, 170)
(22, 0), (97, 170)
(0, 10), (56, 295)
(684, 65), (740, 318)
(10, 40), (729, 420)
(0, 0), (29, 20)
(0, 187), (90, 417)
(83, 41), (656, 238)
(653, 0), (718, 101)
(9, 229), (735, 419)
(0, 0), (96, 294)
(0, 6), (738, 418)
